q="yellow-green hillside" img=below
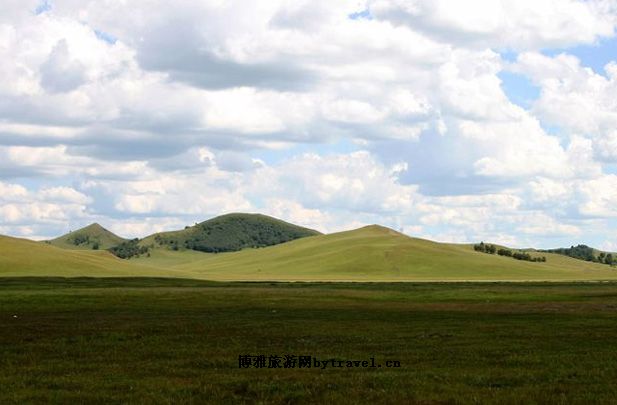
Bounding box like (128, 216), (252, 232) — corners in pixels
(166, 225), (617, 281)
(5, 225), (617, 281)
(0, 235), (188, 278)
(47, 223), (127, 250)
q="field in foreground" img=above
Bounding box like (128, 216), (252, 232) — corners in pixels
(3, 279), (617, 403)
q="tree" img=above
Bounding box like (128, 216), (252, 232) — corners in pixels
(109, 239), (149, 259)
(606, 254), (614, 265)
(498, 248), (513, 257)
(513, 252), (532, 261)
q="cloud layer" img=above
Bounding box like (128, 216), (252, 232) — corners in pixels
(1, 0), (617, 249)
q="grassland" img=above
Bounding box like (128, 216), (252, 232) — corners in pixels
(0, 235), (190, 279)
(5, 226), (617, 281)
(163, 225), (617, 281)
(3, 278), (617, 403)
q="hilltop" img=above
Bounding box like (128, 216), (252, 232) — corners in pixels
(47, 223), (127, 250)
(164, 225), (617, 281)
(140, 213), (320, 253)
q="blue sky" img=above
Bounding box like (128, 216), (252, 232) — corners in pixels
(2, 0), (617, 251)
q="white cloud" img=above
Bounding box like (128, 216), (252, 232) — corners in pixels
(38, 186), (91, 204)
(0, 181), (28, 200)
(370, 0), (617, 50)
(514, 51), (617, 163)
(578, 175), (617, 217)
(39, 39), (87, 93)
(0, 181), (90, 230)
(252, 151), (417, 214)
(0, 0), (617, 250)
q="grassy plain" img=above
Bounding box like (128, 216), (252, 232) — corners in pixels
(3, 278), (617, 403)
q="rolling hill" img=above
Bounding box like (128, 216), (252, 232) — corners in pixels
(5, 219), (617, 281)
(163, 225), (617, 281)
(47, 223), (127, 250)
(140, 213), (320, 253)
(0, 235), (188, 278)
(541, 244), (616, 265)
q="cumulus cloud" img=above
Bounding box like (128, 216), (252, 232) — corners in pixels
(1, 0), (617, 249)
(513, 51), (617, 164)
(370, 0), (617, 50)
(39, 39), (87, 93)
(251, 151), (417, 214)
(0, 181), (91, 236)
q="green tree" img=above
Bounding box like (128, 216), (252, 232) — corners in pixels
(497, 248), (512, 257)
(606, 253), (614, 265)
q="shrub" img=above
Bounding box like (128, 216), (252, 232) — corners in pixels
(497, 248), (512, 257)
(109, 239), (149, 259)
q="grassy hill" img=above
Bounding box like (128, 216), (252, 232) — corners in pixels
(163, 225), (617, 281)
(140, 213), (320, 253)
(5, 222), (617, 281)
(0, 235), (188, 278)
(47, 223), (127, 250)
(541, 244), (617, 265)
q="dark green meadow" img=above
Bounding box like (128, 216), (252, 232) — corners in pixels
(3, 279), (617, 403)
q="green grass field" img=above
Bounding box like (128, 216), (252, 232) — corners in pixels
(3, 278), (617, 403)
(5, 219), (617, 402)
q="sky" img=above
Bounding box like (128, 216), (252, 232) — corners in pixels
(2, 0), (617, 250)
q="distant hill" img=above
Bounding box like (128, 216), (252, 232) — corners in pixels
(47, 223), (127, 251)
(140, 213), (320, 253)
(540, 245), (616, 266)
(0, 235), (184, 278)
(5, 223), (617, 281)
(166, 225), (617, 281)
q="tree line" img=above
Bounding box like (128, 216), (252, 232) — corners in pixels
(541, 245), (615, 266)
(474, 242), (546, 262)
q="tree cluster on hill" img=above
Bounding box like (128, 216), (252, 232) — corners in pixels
(474, 242), (496, 254)
(474, 242), (546, 262)
(68, 233), (100, 250)
(108, 239), (149, 259)
(542, 245), (616, 266)
(154, 214), (318, 253)
(599, 252), (615, 265)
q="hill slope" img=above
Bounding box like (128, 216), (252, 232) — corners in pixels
(0, 235), (189, 278)
(48, 223), (127, 250)
(6, 224), (617, 281)
(140, 213), (320, 253)
(541, 244), (617, 265)
(167, 225), (617, 281)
